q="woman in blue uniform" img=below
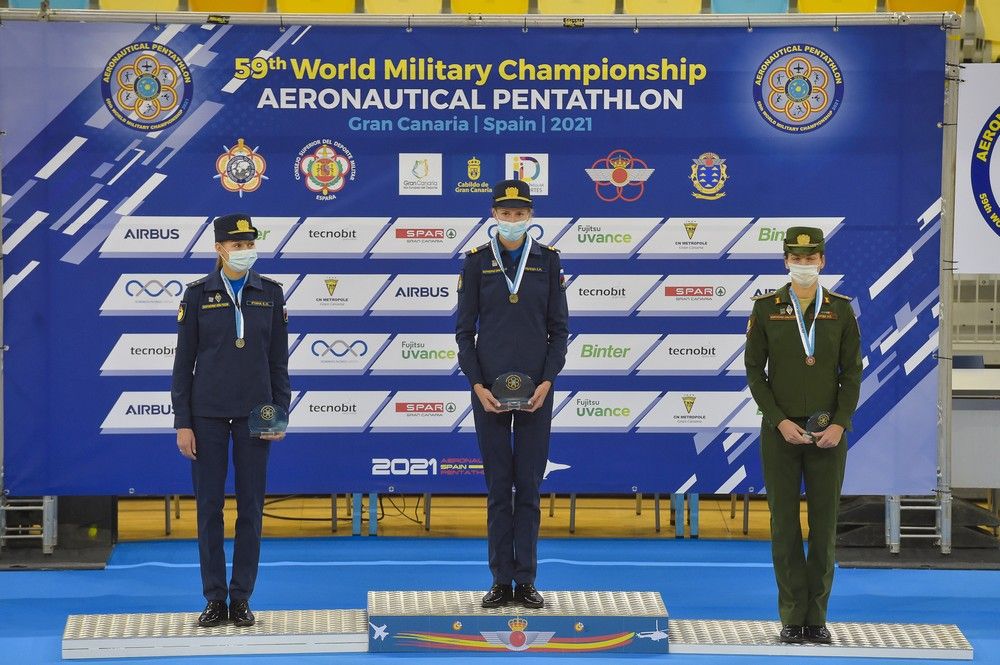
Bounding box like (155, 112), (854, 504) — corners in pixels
(171, 214), (290, 628)
(456, 180), (569, 609)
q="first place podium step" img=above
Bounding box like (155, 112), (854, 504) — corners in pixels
(367, 590), (669, 654)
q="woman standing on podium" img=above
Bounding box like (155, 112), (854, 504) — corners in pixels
(456, 180), (570, 610)
(171, 214), (290, 628)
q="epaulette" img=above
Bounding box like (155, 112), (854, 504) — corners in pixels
(750, 291), (773, 301)
(542, 244), (560, 253)
(260, 275), (283, 286)
(468, 242), (490, 256)
(186, 276), (208, 288)
(826, 290), (852, 301)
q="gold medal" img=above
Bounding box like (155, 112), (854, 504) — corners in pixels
(805, 355), (816, 366)
(235, 338), (246, 349)
(509, 293), (518, 304)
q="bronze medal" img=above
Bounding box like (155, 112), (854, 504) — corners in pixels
(805, 355), (816, 366)
(509, 293), (518, 304)
(235, 338), (246, 349)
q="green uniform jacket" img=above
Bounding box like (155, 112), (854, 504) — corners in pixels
(744, 284), (863, 430)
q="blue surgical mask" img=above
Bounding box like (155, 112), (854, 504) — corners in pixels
(224, 248), (258, 273)
(496, 220), (528, 243)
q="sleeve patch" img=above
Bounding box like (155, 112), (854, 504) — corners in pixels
(283, 305), (289, 324)
(177, 302), (187, 323)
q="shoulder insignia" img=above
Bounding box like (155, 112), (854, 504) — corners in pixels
(826, 290), (852, 301)
(750, 291), (772, 301)
(468, 242), (490, 256)
(260, 274), (283, 286)
(185, 276), (208, 288)
(543, 244), (560, 253)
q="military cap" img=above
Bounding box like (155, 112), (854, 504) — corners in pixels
(213, 213), (258, 242)
(492, 179), (533, 209)
(783, 226), (825, 255)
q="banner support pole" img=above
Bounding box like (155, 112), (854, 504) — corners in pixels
(936, 14), (963, 555)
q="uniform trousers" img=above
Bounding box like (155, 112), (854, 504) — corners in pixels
(472, 390), (554, 586)
(191, 416), (270, 602)
(760, 418), (847, 625)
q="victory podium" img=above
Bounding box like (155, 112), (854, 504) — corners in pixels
(63, 591), (972, 659)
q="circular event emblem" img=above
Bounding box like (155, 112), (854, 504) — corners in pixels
(101, 42), (193, 132)
(971, 105), (1000, 238)
(753, 44), (844, 134)
(216, 139), (267, 197)
(260, 405), (276, 422)
(506, 374), (522, 391)
(294, 139), (357, 201)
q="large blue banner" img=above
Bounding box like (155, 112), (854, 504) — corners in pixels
(1, 20), (944, 496)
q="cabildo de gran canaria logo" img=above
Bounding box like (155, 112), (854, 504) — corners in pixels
(971, 104), (1000, 236)
(101, 42), (193, 132)
(753, 44), (843, 134)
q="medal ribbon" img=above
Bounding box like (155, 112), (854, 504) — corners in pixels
(789, 284), (822, 361)
(490, 232), (532, 300)
(220, 270), (246, 342)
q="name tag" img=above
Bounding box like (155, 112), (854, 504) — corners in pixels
(201, 302), (230, 310)
(482, 268), (502, 275)
(817, 311), (839, 320)
(524, 266), (545, 273)
(769, 314), (796, 321)
(245, 300), (273, 307)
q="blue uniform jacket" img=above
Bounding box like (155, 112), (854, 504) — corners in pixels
(171, 269), (291, 429)
(455, 240), (569, 388)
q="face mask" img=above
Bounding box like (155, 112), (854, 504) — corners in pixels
(223, 248), (257, 273)
(788, 263), (820, 287)
(496, 220), (528, 242)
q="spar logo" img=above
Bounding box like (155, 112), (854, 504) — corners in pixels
(753, 44), (844, 133)
(585, 149), (653, 202)
(665, 285), (727, 299)
(215, 139), (267, 197)
(972, 105), (1000, 236)
(395, 401), (458, 414)
(394, 228), (457, 241)
(295, 139), (356, 200)
(101, 42), (193, 132)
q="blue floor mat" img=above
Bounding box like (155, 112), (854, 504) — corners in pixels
(2, 537), (997, 664)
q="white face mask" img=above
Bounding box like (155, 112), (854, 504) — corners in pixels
(223, 248), (257, 273)
(787, 263), (820, 287)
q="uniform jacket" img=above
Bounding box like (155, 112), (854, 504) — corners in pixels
(171, 270), (290, 428)
(744, 283), (862, 430)
(455, 240), (569, 388)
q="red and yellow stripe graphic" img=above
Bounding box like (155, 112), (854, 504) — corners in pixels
(395, 631), (636, 652)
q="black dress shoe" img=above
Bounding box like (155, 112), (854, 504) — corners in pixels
(779, 624), (805, 644)
(481, 583), (513, 608)
(229, 599), (256, 627)
(514, 583), (544, 609)
(197, 600), (228, 628)
(804, 625), (832, 644)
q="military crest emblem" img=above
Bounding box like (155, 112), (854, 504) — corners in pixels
(690, 152), (728, 200)
(215, 139), (267, 197)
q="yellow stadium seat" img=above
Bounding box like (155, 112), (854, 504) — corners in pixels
(623, 0), (701, 13)
(711, 0), (789, 12)
(276, 0), (353, 10)
(99, 0), (180, 8)
(188, 0), (267, 11)
(451, 0), (530, 13)
(365, 0), (442, 11)
(979, 0), (1000, 43)
(798, 0), (877, 12)
(885, 0), (964, 11)
(537, 0), (616, 13)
